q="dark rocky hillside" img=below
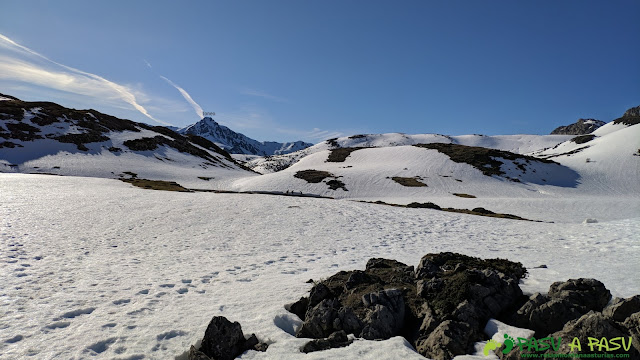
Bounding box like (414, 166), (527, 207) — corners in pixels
(550, 119), (605, 135)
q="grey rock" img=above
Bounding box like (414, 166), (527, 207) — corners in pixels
(198, 316), (247, 360)
(360, 289), (405, 340)
(548, 311), (637, 359)
(188, 345), (211, 360)
(415, 320), (475, 360)
(513, 278), (612, 336)
(284, 296), (309, 321)
(604, 295), (640, 322)
(308, 283), (332, 307)
(550, 118), (605, 135)
(301, 330), (353, 353)
(548, 278), (611, 311)
(297, 298), (340, 338)
(624, 313), (640, 354)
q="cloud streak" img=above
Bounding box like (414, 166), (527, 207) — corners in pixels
(160, 76), (204, 119)
(240, 88), (289, 103)
(0, 33), (167, 125)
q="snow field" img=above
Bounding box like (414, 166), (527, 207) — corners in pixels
(1, 174), (638, 359)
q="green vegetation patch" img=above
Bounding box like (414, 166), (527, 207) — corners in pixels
(391, 176), (427, 187)
(414, 143), (556, 177)
(327, 147), (364, 162)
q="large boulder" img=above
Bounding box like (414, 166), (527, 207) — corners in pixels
(288, 252), (527, 359)
(511, 278), (611, 336)
(193, 316), (267, 360)
(604, 295), (640, 322)
(548, 312), (638, 359)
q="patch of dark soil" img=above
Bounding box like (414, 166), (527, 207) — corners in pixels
(183, 134), (233, 160)
(294, 170), (334, 183)
(327, 147), (363, 162)
(414, 143), (556, 177)
(326, 179), (348, 191)
(363, 200), (539, 221)
(392, 177), (427, 187)
(294, 170), (348, 191)
(325, 138), (339, 147)
(570, 134), (596, 144)
(120, 178), (190, 192)
(406, 202), (441, 210)
(123, 136), (222, 164)
(55, 133), (109, 151)
(5, 122), (43, 141)
(452, 193), (476, 198)
(538, 145), (590, 159)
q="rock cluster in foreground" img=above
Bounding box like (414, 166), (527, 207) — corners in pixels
(186, 252), (639, 360)
(285, 252), (640, 360)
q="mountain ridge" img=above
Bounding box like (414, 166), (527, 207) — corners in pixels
(179, 117), (312, 156)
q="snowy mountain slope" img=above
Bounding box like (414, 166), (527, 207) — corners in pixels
(233, 144), (579, 200)
(1, 174), (638, 359)
(535, 120), (640, 195)
(232, 123), (639, 222)
(246, 133), (573, 174)
(179, 117), (312, 156)
(0, 94), (256, 187)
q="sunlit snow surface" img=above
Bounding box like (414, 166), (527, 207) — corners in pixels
(1, 174), (639, 359)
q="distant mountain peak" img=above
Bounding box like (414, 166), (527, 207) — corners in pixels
(179, 117), (312, 156)
(550, 118), (606, 135)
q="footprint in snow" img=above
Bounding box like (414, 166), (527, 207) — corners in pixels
(85, 337), (117, 355)
(45, 321), (70, 330)
(112, 299), (131, 305)
(57, 307), (95, 320)
(5, 335), (24, 343)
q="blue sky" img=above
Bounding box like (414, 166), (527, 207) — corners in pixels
(1, 1), (639, 143)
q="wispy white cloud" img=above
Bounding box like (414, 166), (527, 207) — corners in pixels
(213, 106), (342, 142)
(0, 33), (168, 125)
(240, 88), (289, 103)
(143, 59), (152, 69)
(277, 127), (343, 141)
(160, 76), (204, 119)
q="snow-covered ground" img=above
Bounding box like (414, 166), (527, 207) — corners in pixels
(1, 174), (638, 359)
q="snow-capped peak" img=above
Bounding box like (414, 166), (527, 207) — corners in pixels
(178, 117), (312, 156)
